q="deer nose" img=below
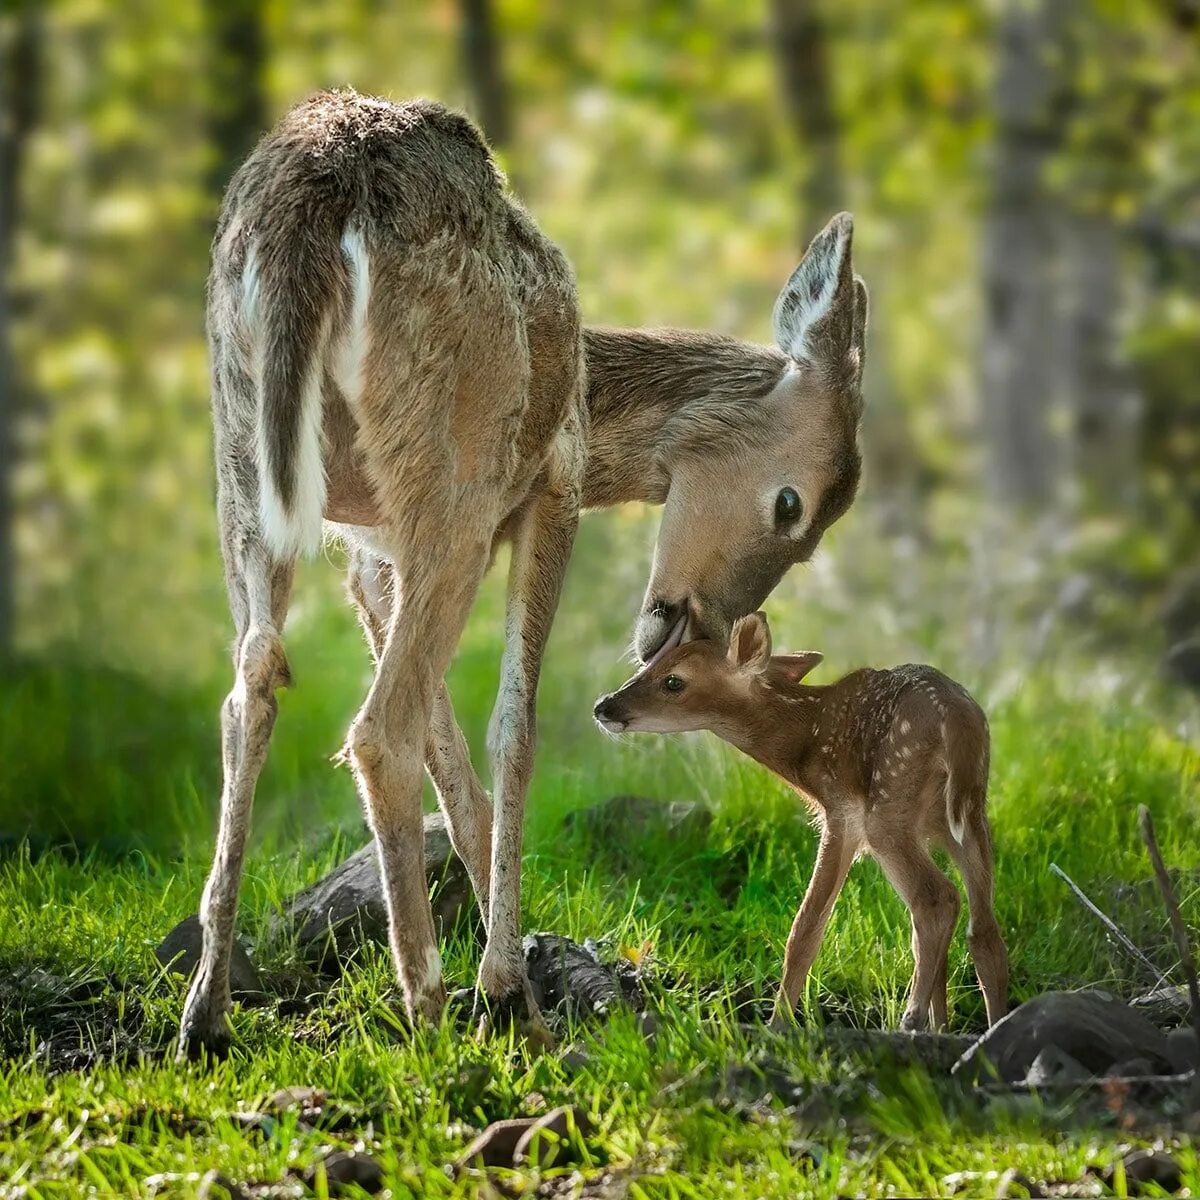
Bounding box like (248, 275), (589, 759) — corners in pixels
(593, 695), (616, 722)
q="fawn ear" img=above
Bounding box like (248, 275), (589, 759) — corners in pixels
(772, 212), (864, 395)
(728, 612), (772, 673)
(769, 652), (823, 684)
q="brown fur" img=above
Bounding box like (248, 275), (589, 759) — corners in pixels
(185, 87), (870, 1054)
(594, 613), (1009, 1031)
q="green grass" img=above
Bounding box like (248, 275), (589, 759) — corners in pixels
(2, 520), (1199, 1197)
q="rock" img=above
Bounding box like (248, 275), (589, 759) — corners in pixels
(455, 1116), (538, 1170)
(1023, 1046), (1090, 1087)
(523, 933), (629, 1018)
(1104, 1057), (1155, 1079)
(564, 794), (712, 847)
(953, 991), (1173, 1084)
(267, 812), (473, 969)
(1130, 983), (1194, 1028)
(1167, 1027), (1199, 1074)
(302, 1149), (384, 1194)
(1101, 1149), (1183, 1196)
(155, 916), (264, 997)
(513, 1105), (589, 1166)
(267, 1085), (327, 1123)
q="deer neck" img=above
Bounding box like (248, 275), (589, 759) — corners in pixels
(580, 325), (788, 509)
(710, 681), (826, 788)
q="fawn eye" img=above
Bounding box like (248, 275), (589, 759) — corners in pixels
(664, 674), (685, 693)
(775, 487), (803, 528)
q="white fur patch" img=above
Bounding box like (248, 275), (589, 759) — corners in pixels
(335, 227), (372, 407)
(422, 944), (444, 993)
(241, 244), (261, 333)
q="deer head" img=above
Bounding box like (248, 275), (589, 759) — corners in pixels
(632, 213), (867, 663)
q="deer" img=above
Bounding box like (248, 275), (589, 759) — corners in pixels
(182, 87), (869, 1056)
(592, 612), (1009, 1032)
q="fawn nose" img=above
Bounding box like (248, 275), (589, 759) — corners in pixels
(593, 695), (615, 722)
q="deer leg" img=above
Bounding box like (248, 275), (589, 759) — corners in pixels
(946, 813), (1009, 1027)
(771, 820), (857, 1026)
(343, 525), (491, 1024)
(348, 548), (493, 922)
(477, 488), (578, 1029)
(179, 536), (293, 1057)
(874, 836), (961, 1032)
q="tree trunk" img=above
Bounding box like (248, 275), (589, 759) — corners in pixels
(1061, 213), (1140, 507)
(768, 0), (843, 239)
(981, 0), (1069, 507)
(203, 0), (266, 198)
(0, 8), (43, 661)
(459, 0), (511, 149)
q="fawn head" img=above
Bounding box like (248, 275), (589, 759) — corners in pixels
(596, 612), (823, 734)
(635, 213), (867, 663)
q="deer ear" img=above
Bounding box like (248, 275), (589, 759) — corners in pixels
(772, 212), (862, 386)
(769, 652), (823, 684)
(728, 612), (772, 673)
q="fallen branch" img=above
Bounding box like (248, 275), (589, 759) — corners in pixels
(1136, 805), (1200, 1109)
(1049, 862), (1171, 990)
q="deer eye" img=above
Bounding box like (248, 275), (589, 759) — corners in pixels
(664, 674), (685, 693)
(775, 487), (803, 528)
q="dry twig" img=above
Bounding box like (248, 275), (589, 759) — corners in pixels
(1049, 862), (1171, 989)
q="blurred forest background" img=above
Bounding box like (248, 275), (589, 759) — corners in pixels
(1, 0), (1198, 848)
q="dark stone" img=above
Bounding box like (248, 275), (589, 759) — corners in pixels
(953, 991), (1173, 1083)
(155, 916), (264, 998)
(267, 812), (473, 969)
(523, 933), (629, 1018)
(302, 1149), (384, 1194)
(455, 1116), (539, 1169)
(1167, 1026), (1199, 1074)
(513, 1105), (589, 1166)
(1101, 1149), (1183, 1196)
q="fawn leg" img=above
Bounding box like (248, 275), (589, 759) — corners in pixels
(946, 813), (1009, 1026)
(874, 836), (960, 1032)
(179, 535), (293, 1057)
(477, 487), (578, 1030)
(343, 524), (491, 1023)
(771, 821), (856, 1026)
(348, 548), (492, 922)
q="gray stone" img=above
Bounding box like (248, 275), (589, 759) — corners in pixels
(267, 811), (473, 969)
(1023, 1045), (1090, 1087)
(953, 990), (1173, 1083)
(1129, 983), (1195, 1027)
(155, 915), (264, 997)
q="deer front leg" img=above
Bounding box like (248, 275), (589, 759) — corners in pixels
(771, 820), (856, 1027)
(477, 488), (578, 1031)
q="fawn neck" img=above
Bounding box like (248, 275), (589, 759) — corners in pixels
(581, 326), (788, 508)
(712, 678), (833, 794)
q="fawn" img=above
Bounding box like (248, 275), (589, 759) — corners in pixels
(593, 613), (1008, 1031)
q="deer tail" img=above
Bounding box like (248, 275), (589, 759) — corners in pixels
(945, 705), (990, 846)
(243, 215), (345, 560)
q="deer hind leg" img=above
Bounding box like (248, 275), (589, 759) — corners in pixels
(343, 517), (491, 1024)
(771, 819), (857, 1027)
(179, 500), (294, 1056)
(477, 484), (579, 1031)
(347, 546), (493, 924)
(945, 810), (1009, 1026)
(872, 822), (960, 1032)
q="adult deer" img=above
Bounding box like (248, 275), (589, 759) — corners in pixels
(180, 89), (868, 1054)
